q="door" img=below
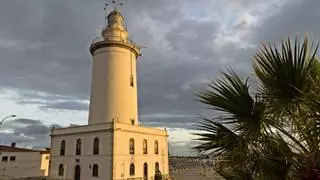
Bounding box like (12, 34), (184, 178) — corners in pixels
(74, 165), (81, 180)
(143, 163), (148, 180)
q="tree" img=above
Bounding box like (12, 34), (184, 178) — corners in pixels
(195, 36), (320, 179)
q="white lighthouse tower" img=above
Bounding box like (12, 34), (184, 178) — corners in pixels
(48, 7), (169, 180)
(89, 8), (140, 125)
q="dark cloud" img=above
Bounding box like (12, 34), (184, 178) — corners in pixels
(17, 100), (89, 111)
(39, 101), (89, 111)
(9, 118), (42, 125)
(0, 0), (226, 129)
(16, 91), (78, 101)
(0, 0), (319, 138)
(249, 0), (320, 44)
(0, 118), (62, 149)
(140, 113), (198, 129)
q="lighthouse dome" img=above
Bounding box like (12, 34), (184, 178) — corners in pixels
(107, 8), (125, 30)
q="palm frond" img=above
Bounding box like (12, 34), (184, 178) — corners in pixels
(250, 134), (295, 179)
(253, 36), (319, 112)
(193, 117), (246, 155)
(290, 151), (320, 179)
(196, 69), (266, 138)
(195, 35), (320, 179)
(197, 69), (253, 120)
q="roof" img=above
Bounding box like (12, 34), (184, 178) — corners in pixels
(0, 145), (50, 154)
(107, 8), (122, 18)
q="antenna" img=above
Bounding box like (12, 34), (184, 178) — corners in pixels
(104, 0), (125, 26)
(105, 0), (124, 11)
(104, 4), (108, 27)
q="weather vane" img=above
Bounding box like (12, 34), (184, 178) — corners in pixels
(104, 0), (124, 26)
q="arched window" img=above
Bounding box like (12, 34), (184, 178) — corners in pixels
(154, 141), (159, 154)
(129, 163), (135, 176)
(60, 140), (65, 156)
(76, 139), (81, 155)
(143, 163), (148, 180)
(143, 139), (147, 154)
(75, 165), (81, 180)
(129, 139), (135, 154)
(93, 137), (99, 155)
(155, 162), (159, 173)
(58, 164), (64, 176)
(92, 164), (99, 177)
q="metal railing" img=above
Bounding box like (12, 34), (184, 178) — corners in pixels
(91, 35), (140, 50)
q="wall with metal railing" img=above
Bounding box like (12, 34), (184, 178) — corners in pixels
(91, 35), (140, 50)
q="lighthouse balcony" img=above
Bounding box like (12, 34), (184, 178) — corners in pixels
(90, 35), (141, 56)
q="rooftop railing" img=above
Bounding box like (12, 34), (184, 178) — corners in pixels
(91, 35), (140, 50)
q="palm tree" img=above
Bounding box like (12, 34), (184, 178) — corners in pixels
(195, 36), (320, 179)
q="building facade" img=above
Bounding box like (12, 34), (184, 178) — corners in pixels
(0, 144), (50, 180)
(48, 8), (169, 180)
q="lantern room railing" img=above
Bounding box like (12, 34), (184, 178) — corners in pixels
(91, 35), (140, 50)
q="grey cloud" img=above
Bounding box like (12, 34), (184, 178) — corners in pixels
(143, 122), (195, 130)
(17, 91), (79, 101)
(14, 90), (89, 111)
(249, 0), (320, 44)
(1, 0), (318, 142)
(0, 0), (94, 98)
(17, 100), (44, 105)
(0, 132), (36, 148)
(0, 0), (225, 128)
(13, 124), (49, 137)
(140, 113), (198, 129)
(9, 118), (42, 125)
(0, 118), (62, 149)
(18, 100), (89, 111)
(39, 101), (89, 111)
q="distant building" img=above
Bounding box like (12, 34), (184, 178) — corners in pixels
(48, 8), (169, 180)
(0, 143), (50, 180)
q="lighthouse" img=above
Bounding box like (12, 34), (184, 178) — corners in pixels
(48, 7), (169, 180)
(88, 8), (141, 125)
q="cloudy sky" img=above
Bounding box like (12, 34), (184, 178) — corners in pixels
(0, 0), (318, 155)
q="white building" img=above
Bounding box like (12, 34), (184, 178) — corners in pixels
(48, 8), (169, 180)
(0, 144), (50, 180)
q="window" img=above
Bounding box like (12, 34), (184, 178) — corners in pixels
(2, 156), (8, 161)
(60, 140), (65, 156)
(143, 139), (148, 154)
(130, 75), (134, 87)
(92, 164), (99, 177)
(93, 137), (99, 155)
(10, 156), (16, 161)
(143, 163), (148, 180)
(154, 141), (159, 154)
(155, 162), (159, 173)
(129, 139), (135, 154)
(131, 119), (135, 125)
(129, 163), (135, 176)
(75, 165), (81, 180)
(58, 164), (64, 176)
(76, 139), (81, 155)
